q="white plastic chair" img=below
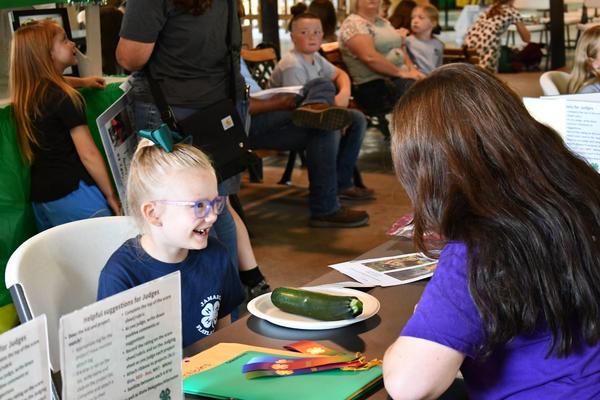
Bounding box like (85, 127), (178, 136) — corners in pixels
(5, 217), (137, 376)
(539, 71), (571, 95)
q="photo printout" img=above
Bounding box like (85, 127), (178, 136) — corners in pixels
(60, 272), (183, 400)
(0, 315), (52, 400)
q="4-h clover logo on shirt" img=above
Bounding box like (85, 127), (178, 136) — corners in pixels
(201, 301), (220, 328)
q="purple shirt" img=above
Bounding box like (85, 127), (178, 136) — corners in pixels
(401, 242), (600, 399)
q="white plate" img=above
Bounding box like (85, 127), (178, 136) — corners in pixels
(247, 287), (380, 330)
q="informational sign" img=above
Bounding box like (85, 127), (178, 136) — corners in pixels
(0, 315), (52, 400)
(524, 96), (600, 171)
(97, 91), (137, 211)
(59, 272), (183, 400)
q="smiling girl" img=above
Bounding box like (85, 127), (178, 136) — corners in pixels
(10, 20), (120, 231)
(97, 139), (246, 347)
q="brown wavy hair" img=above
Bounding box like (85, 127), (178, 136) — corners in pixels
(392, 63), (600, 359)
(10, 20), (84, 166)
(486, 0), (512, 19)
(389, 0), (416, 30)
(172, 0), (214, 15)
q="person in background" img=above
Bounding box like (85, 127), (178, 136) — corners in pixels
(405, 5), (443, 75)
(379, 0), (392, 19)
(269, 12), (375, 202)
(10, 20), (120, 232)
(116, 0), (270, 298)
(100, 6), (124, 75)
(383, 63), (600, 399)
(339, 0), (425, 111)
(388, 0), (416, 30)
(308, 0), (339, 43)
(567, 25), (600, 93)
(463, 0), (530, 72)
(98, 140), (246, 347)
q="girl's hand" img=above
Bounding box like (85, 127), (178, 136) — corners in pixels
(84, 76), (107, 90)
(107, 194), (122, 216)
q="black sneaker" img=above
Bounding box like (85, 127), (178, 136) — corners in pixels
(244, 278), (271, 300)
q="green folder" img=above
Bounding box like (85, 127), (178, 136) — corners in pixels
(183, 351), (383, 400)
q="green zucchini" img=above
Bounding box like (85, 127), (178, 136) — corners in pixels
(271, 287), (363, 321)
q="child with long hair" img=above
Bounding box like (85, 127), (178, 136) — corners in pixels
(567, 26), (600, 93)
(463, 0), (530, 71)
(10, 20), (120, 232)
(383, 64), (600, 398)
(97, 138), (246, 347)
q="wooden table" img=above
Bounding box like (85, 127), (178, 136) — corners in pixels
(183, 237), (426, 399)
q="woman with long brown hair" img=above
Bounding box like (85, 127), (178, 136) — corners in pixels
(463, 0), (530, 71)
(382, 63), (600, 399)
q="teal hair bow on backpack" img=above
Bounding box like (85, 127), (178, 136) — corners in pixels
(138, 123), (193, 152)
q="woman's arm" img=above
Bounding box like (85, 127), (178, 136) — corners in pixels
(345, 34), (423, 80)
(116, 37), (155, 71)
(65, 76), (106, 90)
(331, 67), (352, 107)
(70, 125), (121, 215)
(515, 22), (531, 43)
(401, 49), (426, 80)
(383, 336), (465, 400)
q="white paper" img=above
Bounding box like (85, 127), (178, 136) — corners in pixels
(329, 253), (438, 287)
(97, 92), (138, 211)
(565, 100), (600, 170)
(0, 315), (52, 400)
(249, 86), (302, 100)
(524, 96), (600, 171)
(524, 97), (567, 138)
(60, 272), (183, 400)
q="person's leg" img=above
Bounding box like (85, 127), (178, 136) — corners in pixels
(337, 110), (367, 190)
(292, 79), (353, 131)
(353, 78), (397, 110)
(389, 77), (416, 101)
(297, 78), (337, 106)
(249, 111), (340, 217)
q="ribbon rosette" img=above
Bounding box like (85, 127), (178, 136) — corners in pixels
(243, 341), (381, 379)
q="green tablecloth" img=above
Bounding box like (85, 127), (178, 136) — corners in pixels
(0, 82), (124, 333)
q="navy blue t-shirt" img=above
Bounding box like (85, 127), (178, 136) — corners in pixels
(97, 236), (246, 347)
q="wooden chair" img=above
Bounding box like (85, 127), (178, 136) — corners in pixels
(442, 47), (480, 65)
(242, 47), (300, 185)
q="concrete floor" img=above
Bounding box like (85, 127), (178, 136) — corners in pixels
(237, 71), (545, 316)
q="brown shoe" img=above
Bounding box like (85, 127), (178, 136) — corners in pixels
(338, 186), (375, 200)
(309, 205), (369, 228)
(292, 103), (353, 131)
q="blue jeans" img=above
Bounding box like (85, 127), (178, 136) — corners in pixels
(338, 110), (367, 190)
(32, 180), (112, 232)
(134, 99), (249, 273)
(295, 78), (337, 106)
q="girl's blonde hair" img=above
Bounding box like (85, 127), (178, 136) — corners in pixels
(10, 19), (84, 166)
(567, 26), (600, 94)
(127, 141), (216, 232)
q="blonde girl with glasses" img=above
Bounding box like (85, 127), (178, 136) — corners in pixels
(567, 26), (600, 94)
(97, 140), (245, 347)
(10, 19), (120, 232)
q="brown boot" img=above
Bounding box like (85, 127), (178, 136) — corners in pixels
(338, 186), (375, 200)
(292, 103), (353, 131)
(309, 204), (369, 228)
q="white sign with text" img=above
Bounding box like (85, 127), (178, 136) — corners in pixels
(0, 315), (52, 400)
(59, 272), (183, 400)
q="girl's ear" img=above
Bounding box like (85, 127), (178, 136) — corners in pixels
(141, 202), (162, 227)
(589, 57), (600, 71)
